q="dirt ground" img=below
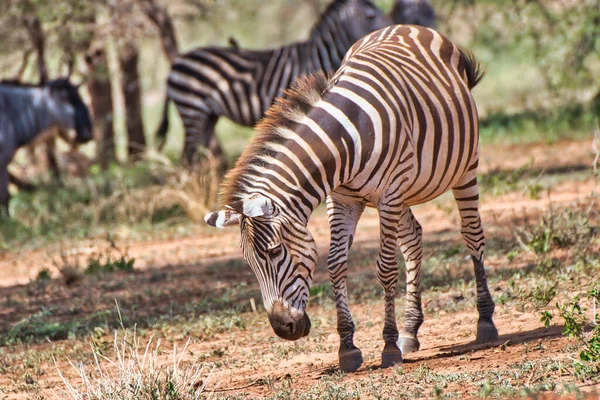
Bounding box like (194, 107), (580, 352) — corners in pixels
(0, 139), (599, 399)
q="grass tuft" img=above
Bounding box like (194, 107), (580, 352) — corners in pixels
(56, 326), (213, 399)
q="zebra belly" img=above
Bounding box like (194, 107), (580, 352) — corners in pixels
(401, 153), (474, 207)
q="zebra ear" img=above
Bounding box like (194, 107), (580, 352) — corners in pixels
(204, 208), (241, 228)
(241, 194), (275, 218)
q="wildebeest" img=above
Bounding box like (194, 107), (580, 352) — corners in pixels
(0, 78), (93, 215)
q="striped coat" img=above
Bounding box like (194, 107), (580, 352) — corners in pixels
(157, 0), (390, 165)
(206, 25), (497, 372)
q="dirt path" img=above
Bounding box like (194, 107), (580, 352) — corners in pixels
(0, 139), (596, 288)
(0, 139), (598, 399)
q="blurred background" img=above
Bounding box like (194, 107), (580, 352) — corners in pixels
(0, 0), (598, 248)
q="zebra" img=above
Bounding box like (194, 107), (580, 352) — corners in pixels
(204, 25), (498, 372)
(391, 0), (436, 28)
(156, 0), (391, 166)
(0, 78), (93, 215)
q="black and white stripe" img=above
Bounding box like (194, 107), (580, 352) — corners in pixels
(206, 25), (497, 372)
(158, 0), (390, 165)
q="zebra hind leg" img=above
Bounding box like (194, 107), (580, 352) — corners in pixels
(397, 208), (424, 354)
(182, 113), (224, 168)
(326, 196), (365, 372)
(452, 173), (499, 343)
(376, 206), (403, 368)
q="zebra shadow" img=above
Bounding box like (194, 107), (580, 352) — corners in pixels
(406, 324), (564, 364)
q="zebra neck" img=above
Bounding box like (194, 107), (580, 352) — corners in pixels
(305, 21), (352, 72)
(260, 124), (344, 225)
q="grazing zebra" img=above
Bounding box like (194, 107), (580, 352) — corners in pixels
(157, 0), (391, 166)
(205, 25), (498, 372)
(0, 79), (93, 215)
(391, 0), (436, 28)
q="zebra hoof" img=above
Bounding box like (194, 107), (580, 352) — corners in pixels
(476, 319), (499, 343)
(381, 342), (403, 368)
(398, 335), (420, 354)
(339, 346), (363, 373)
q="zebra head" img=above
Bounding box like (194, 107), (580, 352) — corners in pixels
(47, 78), (93, 144)
(312, 0), (392, 44)
(205, 194), (317, 341)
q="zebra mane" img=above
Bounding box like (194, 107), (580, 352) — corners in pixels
(220, 71), (330, 206)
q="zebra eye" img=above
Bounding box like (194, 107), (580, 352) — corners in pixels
(268, 245), (282, 257)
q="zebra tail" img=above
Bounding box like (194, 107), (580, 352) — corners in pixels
(459, 49), (486, 90)
(156, 95), (171, 151)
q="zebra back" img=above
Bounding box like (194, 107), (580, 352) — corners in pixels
(219, 25), (485, 220)
(165, 0), (390, 131)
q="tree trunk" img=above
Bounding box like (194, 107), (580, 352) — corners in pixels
(141, 0), (179, 62)
(592, 89), (600, 120)
(119, 41), (146, 160)
(85, 44), (115, 170)
(23, 14), (62, 180)
(23, 15), (47, 84)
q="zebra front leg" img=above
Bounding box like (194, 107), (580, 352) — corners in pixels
(397, 208), (424, 354)
(376, 206), (403, 368)
(452, 173), (499, 343)
(326, 196), (365, 372)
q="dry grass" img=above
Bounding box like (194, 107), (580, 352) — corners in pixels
(92, 154), (220, 225)
(56, 321), (213, 399)
(156, 156), (220, 223)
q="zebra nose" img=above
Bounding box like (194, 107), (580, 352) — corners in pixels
(285, 321), (296, 336)
(268, 302), (311, 341)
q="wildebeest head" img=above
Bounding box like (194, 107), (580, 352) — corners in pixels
(47, 78), (93, 144)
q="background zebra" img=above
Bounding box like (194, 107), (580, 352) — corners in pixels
(156, 0), (391, 166)
(391, 0), (436, 28)
(0, 79), (93, 215)
(205, 25), (497, 372)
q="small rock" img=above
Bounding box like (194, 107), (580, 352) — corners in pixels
(327, 333), (338, 343)
(450, 292), (464, 301)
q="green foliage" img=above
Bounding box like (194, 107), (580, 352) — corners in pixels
(0, 162), (204, 249)
(471, 0), (600, 103)
(540, 310), (553, 328)
(479, 163), (531, 196)
(518, 207), (598, 256)
(555, 287), (600, 379)
(84, 255), (135, 275)
(310, 282), (332, 299)
(35, 268), (52, 281)
(479, 104), (596, 144)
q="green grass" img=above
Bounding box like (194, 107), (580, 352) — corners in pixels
(479, 103), (597, 145)
(1, 161), (215, 249)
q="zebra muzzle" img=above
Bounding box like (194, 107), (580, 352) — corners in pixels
(268, 302), (311, 341)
